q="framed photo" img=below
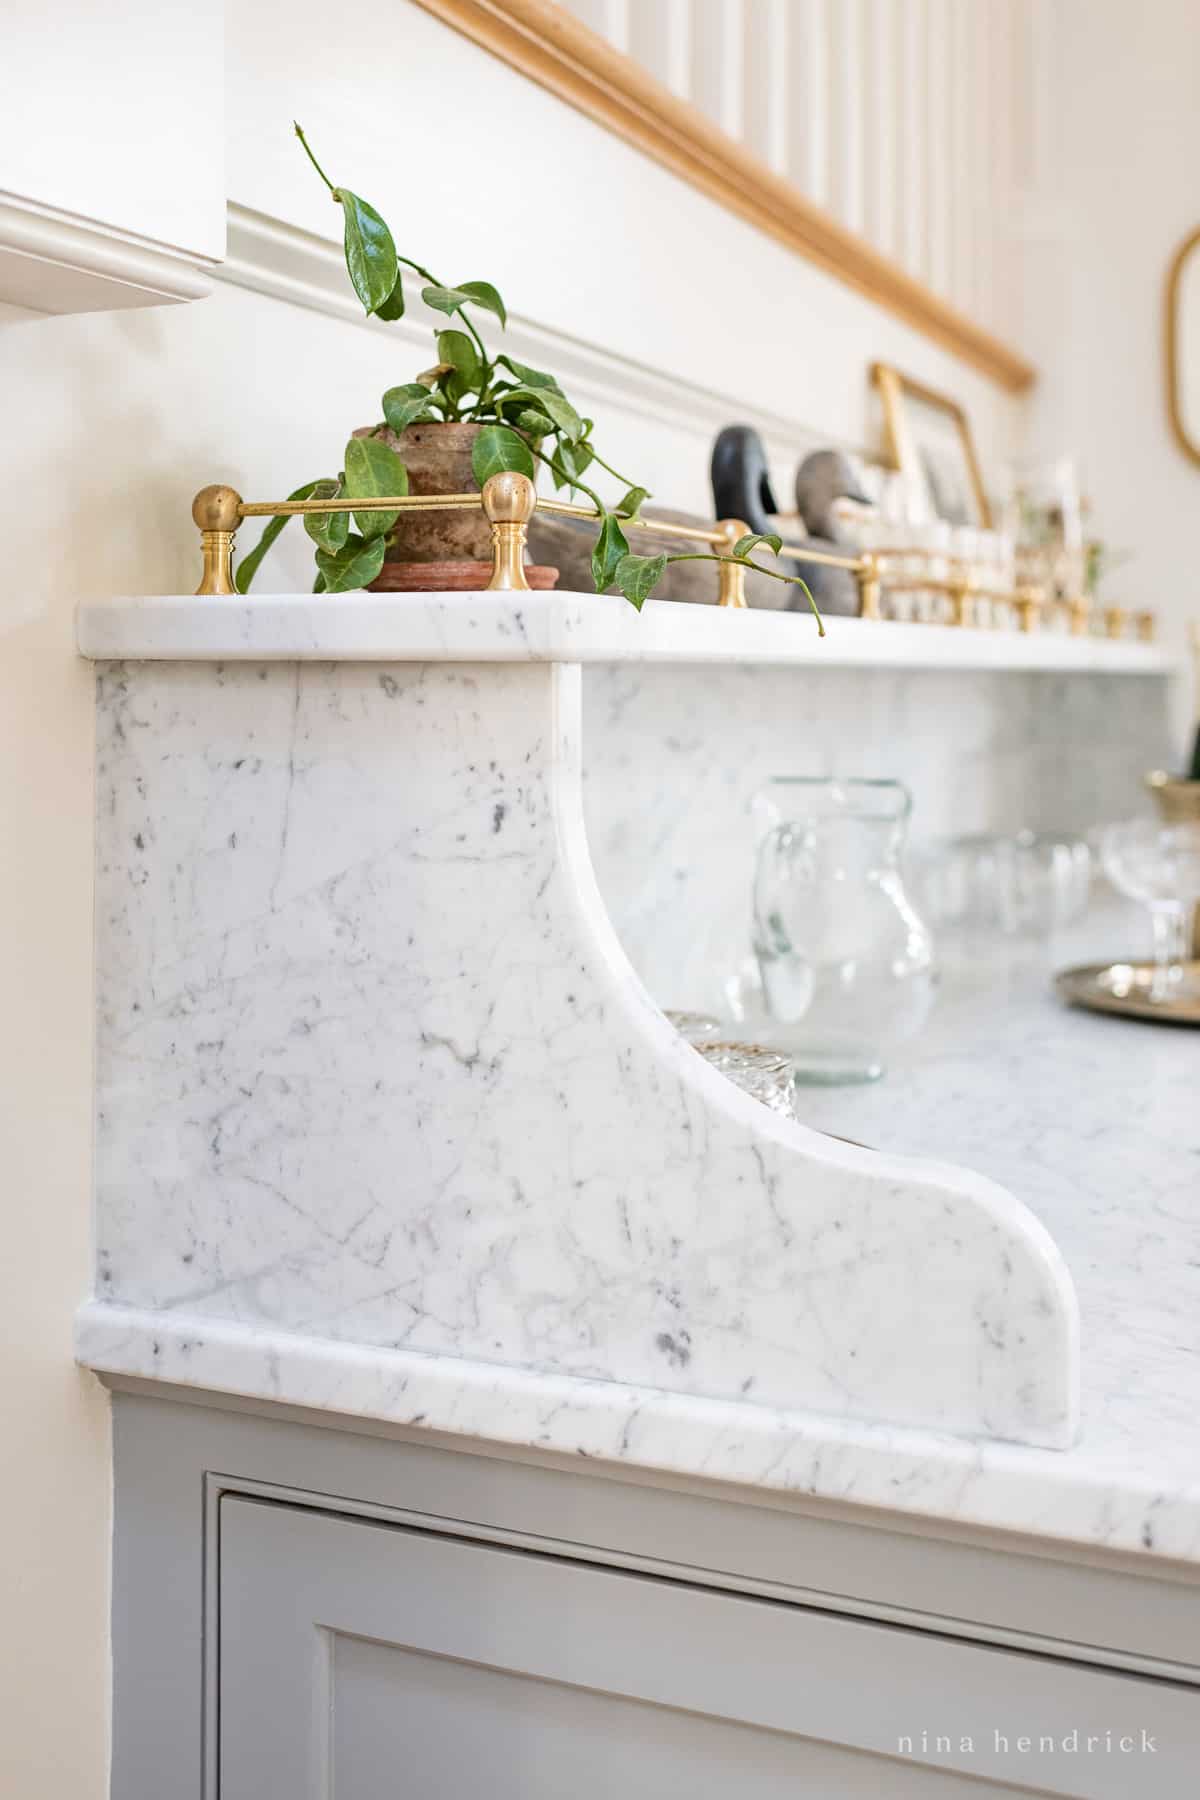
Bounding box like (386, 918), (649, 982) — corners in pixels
(871, 362), (992, 528)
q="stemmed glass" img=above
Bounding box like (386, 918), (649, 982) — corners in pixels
(1100, 821), (1200, 1001)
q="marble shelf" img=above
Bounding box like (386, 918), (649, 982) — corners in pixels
(77, 590), (1174, 674)
(74, 592), (1078, 1462)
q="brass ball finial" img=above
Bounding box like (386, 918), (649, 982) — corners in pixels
(192, 484), (242, 596)
(192, 484), (243, 533)
(481, 471), (536, 524)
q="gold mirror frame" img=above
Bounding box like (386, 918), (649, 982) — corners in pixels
(1165, 224), (1200, 467)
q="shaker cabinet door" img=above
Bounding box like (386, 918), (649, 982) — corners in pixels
(219, 1496), (1196, 1800)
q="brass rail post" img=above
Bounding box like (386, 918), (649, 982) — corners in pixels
(857, 552), (882, 620)
(948, 572), (972, 628)
(1066, 597), (1090, 637)
(1015, 587), (1043, 634)
(192, 485), (242, 596)
(483, 471), (536, 591)
(715, 518), (750, 608)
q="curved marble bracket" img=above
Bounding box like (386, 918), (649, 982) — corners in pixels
(81, 627), (1078, 1449)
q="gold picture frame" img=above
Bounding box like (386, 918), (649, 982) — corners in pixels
(871, 362), (992, 528)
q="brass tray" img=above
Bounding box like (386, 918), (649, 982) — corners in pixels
(1055, 960), (1200, 1025)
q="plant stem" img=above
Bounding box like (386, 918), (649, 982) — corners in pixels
(395, 251), (439, 285)
(531, 442), (606, 516)
(458, 313), (490, 367)
(664, 554), (824, 634)
(393, 249), (493, 370)
(293, 123), (338, 196)
(586, 446), (641, 491)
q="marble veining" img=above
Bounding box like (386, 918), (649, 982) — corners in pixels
(84, 646), (1076, 1449)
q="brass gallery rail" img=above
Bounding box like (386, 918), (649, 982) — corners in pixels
(190, 474), (1151, 639)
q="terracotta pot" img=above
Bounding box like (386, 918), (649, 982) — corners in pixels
(354, 420), (490, 563)
(353, 419), (558, 592)
(369, 560), (559, 592)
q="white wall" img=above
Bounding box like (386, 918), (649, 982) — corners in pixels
(1024, 0), (1200, 745)
(1, 1), (225, 260)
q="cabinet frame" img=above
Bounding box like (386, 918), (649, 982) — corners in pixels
(107, 1383), (1200, 1799)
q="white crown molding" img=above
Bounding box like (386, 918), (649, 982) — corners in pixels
(0, 190), (216, 315)
(221, 200), (829, 464)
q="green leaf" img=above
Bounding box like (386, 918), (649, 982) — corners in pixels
(513, 409), (551, 440)
(591, 513), (629, 593)
(315, 533), (387, 593)
(335, 190), (398, 316)
(313, 572), (328, 594)
(555, 440), (594, 488)
(500, 384), (583, 443)
(421, 284), (471, 318)
(733, 531), (783, 558)
(382, 383), (437, 435)
(420, 280), (507, 328)
(374, 277), (406, 320)
(616, 486), (648, 521)
(436, 328), (483, 391)
(343, 434), (408, 537)
(471, 423), (535, 485)
(613, 552), (666, 610)
(496, 354), (560, 391)
(456, 279), (507, 327)
(234, 480), (321, 593)
(303, 478), (350, 555)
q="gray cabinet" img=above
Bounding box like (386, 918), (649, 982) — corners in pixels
(219, 1495), (1197, 1799)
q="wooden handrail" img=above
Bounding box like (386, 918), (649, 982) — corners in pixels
(412, 0), (1036, 395)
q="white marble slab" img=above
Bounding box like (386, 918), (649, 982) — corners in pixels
(81, 645), (1076, 1451)
(77, 904), (1200, 1566)
(76, 590), (1174, 673)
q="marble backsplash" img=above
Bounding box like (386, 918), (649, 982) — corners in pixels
(582, 664), (1172, 1015)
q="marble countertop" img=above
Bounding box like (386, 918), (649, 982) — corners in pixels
(792, 903), (1200, 1561)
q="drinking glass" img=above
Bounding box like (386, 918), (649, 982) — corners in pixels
(922, 830), (1091, 938)
(693, 1041), (796, 1118)
(1100, 820), (1200, 1001)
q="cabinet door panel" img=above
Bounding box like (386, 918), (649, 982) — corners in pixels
(219, 1497), (1198, 1800)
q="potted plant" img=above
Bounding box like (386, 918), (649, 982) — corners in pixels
(237, 126), (822, 622)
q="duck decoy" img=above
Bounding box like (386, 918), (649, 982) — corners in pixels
(711, 426), (869, 616)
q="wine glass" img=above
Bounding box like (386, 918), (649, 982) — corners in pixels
(1100, 820), (1200, 1001)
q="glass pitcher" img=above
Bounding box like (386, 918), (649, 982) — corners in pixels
(753, 777), (936, 1083)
